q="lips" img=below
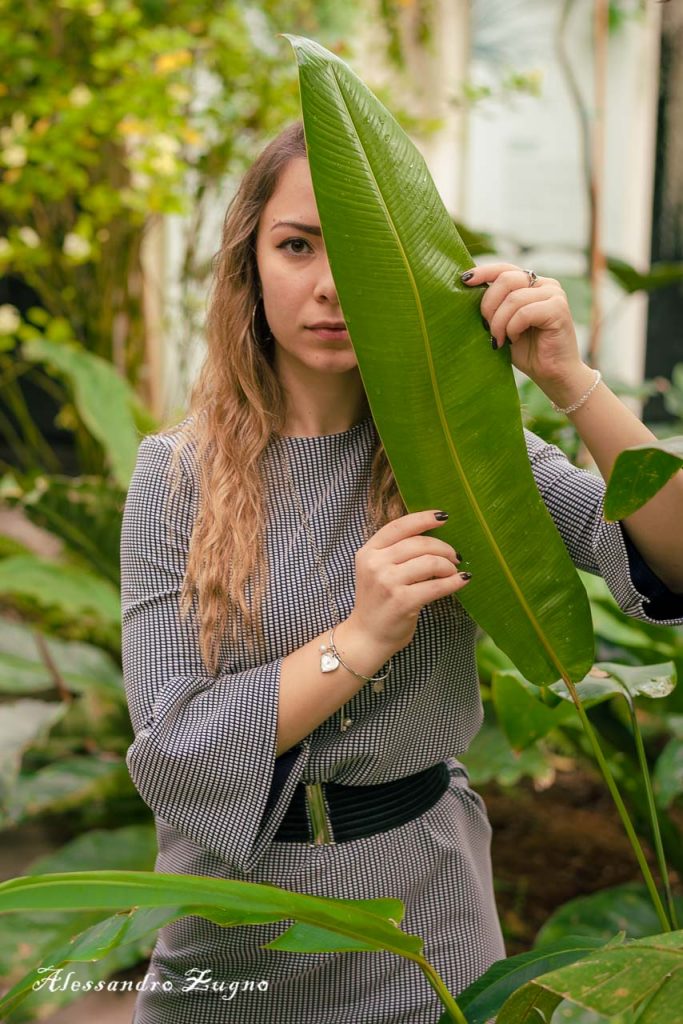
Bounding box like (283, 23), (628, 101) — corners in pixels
(306, 321), (350, 341)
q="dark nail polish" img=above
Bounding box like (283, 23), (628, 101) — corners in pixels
(454, 550), (462, 561)
(491, 336), (498, 350)
(459, 572), (472, 581)
(481, 317), (489, 331)
(460, 270), (475, 282)
(434, 511), (449, 521)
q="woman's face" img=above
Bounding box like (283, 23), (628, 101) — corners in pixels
(255, 157), (358, 374)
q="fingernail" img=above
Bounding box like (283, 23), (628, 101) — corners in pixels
(434, 511), (449, 521)
(454, 550), (462, 562)
(481, 317), (489, 331)
(491, 336), (498, 350)
(459, 572), (472, 581)
(460, 270), (475, 283)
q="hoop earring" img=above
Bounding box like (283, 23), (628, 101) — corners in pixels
(250, 298), (273, 350)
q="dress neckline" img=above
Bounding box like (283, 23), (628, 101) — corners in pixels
(274, 414), (374, 444)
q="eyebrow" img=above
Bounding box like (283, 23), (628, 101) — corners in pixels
(270, 220), (322, 236)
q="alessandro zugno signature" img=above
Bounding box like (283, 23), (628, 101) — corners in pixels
(32, 966), (270, 1002)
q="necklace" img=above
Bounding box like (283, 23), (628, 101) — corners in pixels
(275, 435), (392, 733)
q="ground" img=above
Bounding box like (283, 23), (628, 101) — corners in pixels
(484, 768), (679, 955)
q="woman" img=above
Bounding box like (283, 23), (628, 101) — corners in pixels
(121, 120), (683, 1023)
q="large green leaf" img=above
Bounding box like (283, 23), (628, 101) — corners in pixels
(496, 930), (683, 1023)
(0, 555), (120, 625)
(536, 884), (683, 947)
(285, 35), (594, 686)
(0, 700), (66, 806)
(0, 756), (133, 829)
(0, 870), (418, 953)
(549, 661), (677, 710)
(0, 869), (437, 1019)
(21, 337), (143, 489)
(604, 437), (683, 521)
(0, 619), (123, 699)
(446, 936), (607, 1024)
(492, 670), (576, 751)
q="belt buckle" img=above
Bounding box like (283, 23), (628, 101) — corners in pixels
(304, 782), (336, 845)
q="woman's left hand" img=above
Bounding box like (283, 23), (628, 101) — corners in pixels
(461, 262), (582, 388)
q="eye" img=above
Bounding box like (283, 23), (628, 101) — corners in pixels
(277, 237), (313, 255)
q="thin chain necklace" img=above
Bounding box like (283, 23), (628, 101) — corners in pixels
(275, 433), (389, 734)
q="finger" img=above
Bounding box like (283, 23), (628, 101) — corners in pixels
(489, 284), (556, 348)
(392, 554), (461, 587)
(390, 536), (462, 566)
(504, 295), (569, 342)
(369, 510), (450, 551)
(480, 268), (550, 319)
(410, 572), (473, 606)
(460, 262), (525, 287)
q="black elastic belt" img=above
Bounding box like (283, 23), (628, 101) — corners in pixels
(273, 761), (451, 844)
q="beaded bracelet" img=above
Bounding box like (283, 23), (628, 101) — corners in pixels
(551, 369), (602, 415)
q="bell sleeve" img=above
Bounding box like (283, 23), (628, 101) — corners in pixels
(524, 428), (683, 627)
(120, 434), (311, 875)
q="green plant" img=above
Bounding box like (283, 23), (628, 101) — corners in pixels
(0, 870), (682, 1024)
(604, 436), (683, 521)
(0, 0), (346, 473)
(285, 32), (596, 688)
(283, 33), (680, 936)
(2, 26), (682, 1024)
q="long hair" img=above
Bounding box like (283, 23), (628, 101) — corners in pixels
(161, 120), (408, 675)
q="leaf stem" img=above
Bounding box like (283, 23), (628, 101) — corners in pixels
(406, 953), (468, 1024)
(629, 713), (679, 929)
(564, 677), (671, 932)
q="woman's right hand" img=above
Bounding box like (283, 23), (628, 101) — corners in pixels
(347, 510), (471, 653)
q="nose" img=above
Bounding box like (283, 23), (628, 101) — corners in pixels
(313, 250), (340, 305)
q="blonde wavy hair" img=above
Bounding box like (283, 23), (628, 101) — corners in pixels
(161, 120), (408, 675)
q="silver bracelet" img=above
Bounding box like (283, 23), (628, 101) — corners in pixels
(319, 626), (393, 683)
(551, 369), (602, 415)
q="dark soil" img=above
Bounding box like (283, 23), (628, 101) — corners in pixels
(481, 767), (681, 955)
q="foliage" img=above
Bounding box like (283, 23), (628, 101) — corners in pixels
(1, 16), (682, 1024)
(0, 826), (156, 1020)
(604, 436), (683, 521)
(0, 619), (139, 832)
(535, 883), (683, 947)
(0, 0), (346, 475)
(286, 31), (595, 687)
(1, 870), (683, 1024)
(493, 930), (683, 1024)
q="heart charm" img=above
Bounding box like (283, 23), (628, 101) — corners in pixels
(320, 651), (339, 673)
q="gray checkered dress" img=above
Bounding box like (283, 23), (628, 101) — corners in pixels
(121, 415), (683, 1023)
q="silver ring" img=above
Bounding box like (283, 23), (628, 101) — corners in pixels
(523, 268), (538, 287)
